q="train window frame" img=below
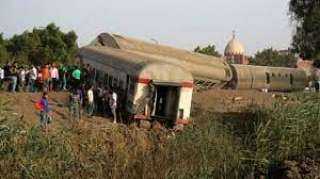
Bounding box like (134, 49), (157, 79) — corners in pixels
(290, 74), (294, 85)
(104, 73), (109, 85)
(108, 75), (113, 87)
(225, 68), (231, 78)
(266, 72), (270, 84)
(178, 109), (184, 119)
(129, 76), (136, 94)
(119, 79), (124, 90)
(113, 77), (118, 88)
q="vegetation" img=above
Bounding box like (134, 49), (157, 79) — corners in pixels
(0, 93), (319, 178)
(0, 34), (10, 63)
(194, 44), (222, 57)
(289, 0), (320, 67)
(0, 23), (78, 65)
(249, 48), (297, 67)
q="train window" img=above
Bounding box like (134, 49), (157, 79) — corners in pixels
(285, 74), (288, 78)
(108, 76), (113, 87)
(119, 80), (124, 89)
(278, 73), (281, 77)
(290, 74), (294, 85)
(104, 74), (109, 85)
(266, 72), (270, 84)
(272, 73), (275, 77)
(96, 70), (103, 82)
(113, 77), (118, 88)
(129, 76), (136, 94)
(225, 68), (231, 78)
(178, 109), (184, 119)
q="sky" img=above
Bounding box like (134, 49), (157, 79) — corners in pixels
(0, 0), (293, 55)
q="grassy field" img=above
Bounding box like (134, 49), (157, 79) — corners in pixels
(0, 92), (320, 178)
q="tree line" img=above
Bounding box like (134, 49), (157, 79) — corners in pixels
(0, 23), (78, 65)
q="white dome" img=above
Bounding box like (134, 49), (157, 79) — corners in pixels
(224, 34), (245, 56)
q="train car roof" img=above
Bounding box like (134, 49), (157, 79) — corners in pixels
(87, 33), (233, 82)
(91, 33), (230, 69)
(79, 46), (193, 82)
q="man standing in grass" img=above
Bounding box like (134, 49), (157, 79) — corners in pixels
(28, 65), (37, 92)
(59, 64), (67, 90)
(86, 85), (94, 117)
(69, 88), (81, 121)
(42, 64), (50, 92)
(72, 66), (81, 89)
(38, 92), (51, 133)
(0, 65), (4, 90)
(109, 89), (118, 123)
(50, 64), (59, 91)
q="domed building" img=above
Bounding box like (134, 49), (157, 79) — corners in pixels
(224, 32), (249, 65)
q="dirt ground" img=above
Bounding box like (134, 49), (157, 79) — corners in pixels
(0, 92), (116, 131)
(193, 89), (279, 113)
(0, 89), (283, 129)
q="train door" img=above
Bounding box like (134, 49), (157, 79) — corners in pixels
(152, 84), (180, 121)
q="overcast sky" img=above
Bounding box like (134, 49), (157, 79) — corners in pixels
(0, 0), (293, 55)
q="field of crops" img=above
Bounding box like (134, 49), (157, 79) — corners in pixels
(0, 92), (319, 178)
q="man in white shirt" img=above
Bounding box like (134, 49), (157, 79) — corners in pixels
(19, 67), (26, 91)
(86, 86), (94, 117)
(0, 66), (4, 89)
(28, 65), (37, 92)
(109, 90), (117, 123)
(50, 65), (59, 91)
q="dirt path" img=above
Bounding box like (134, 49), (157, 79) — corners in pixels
(0, 90), (286, 131)
(192, 89), (279, 113)
(0, 92), (115, 131)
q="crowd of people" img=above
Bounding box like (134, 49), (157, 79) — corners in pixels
(0, 62), (120, 132)
(0, 62), (89, 92)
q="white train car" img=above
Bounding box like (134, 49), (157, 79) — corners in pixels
(92, 33), (234, 89)
(78, 46), (194, 127)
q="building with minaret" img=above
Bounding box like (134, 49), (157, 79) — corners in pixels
(224, 31), (249, 65)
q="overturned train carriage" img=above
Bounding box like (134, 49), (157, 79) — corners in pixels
(231, 64), (308, 91)
(78, 46), (194, 125)
(91, 33), (233, 89)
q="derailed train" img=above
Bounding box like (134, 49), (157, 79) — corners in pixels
(90, 33), (309, 91)
(78, 33), (309, 125)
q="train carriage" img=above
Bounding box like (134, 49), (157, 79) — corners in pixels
(91, 33), (233, 89)
(232, 64), (308, 91)
(231, 65), (269, 90)
(78, 46), (194, 126)
(84, 33), (310, 96)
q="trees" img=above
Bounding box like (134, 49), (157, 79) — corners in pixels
(289, 0), (320, 66)
(250, 48), (297, 67)
(0, 33), (10, 64)
(1, 23), (78, 65)
(194, 44), (221, 57)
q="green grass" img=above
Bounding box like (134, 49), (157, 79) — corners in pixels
(0, 93), (319, 178)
